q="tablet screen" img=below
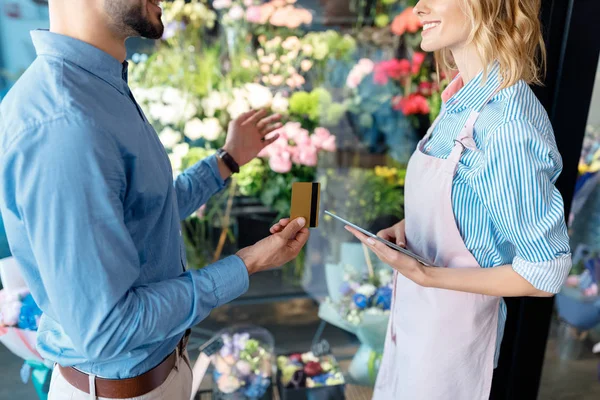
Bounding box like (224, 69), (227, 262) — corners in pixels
(324, 210), (432, 267)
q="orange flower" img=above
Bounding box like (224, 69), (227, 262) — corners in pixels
(391, 8), (422, 36)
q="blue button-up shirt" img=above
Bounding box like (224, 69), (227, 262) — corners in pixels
(0, 31), (249, 379)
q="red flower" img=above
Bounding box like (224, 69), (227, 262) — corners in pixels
(387, 59), (411, 79)
(374, 68), (389, 85)
(393, 94), (430, 115)
(374, 59), (411, 85)
(391, 8), (422, 36)
(412, 52), (426, 75)
(418, 81), (433, 96)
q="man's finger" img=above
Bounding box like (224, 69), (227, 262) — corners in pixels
(280, 217), (306, 240)
(256, 114), (282, 131)
(261, 134), (280, 147)
(290, 227), (310, 250)
(235, 110), (257, 125)
(260, 122), (283, 137)
(269, 218), (289, 233)
(242, 109), (268, 125)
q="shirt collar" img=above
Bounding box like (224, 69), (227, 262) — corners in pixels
(442, 61), (502, 114)
(31, 30), (128, 94)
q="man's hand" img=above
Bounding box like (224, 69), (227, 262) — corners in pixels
(237, 217), (310, 275)
(377, 220), (406, 247)
(223, 109), (282, 167)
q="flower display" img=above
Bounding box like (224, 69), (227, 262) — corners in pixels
(211, 329), (273, 398)
(127, 0), (445, 272)
(258, 122), (336, 173)
(277, 352), (345, 390)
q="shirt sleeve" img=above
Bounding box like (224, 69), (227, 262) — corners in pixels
(174, 155), (229, 220)
(472, 119), (572, 293)
(0, 117), (248, 361)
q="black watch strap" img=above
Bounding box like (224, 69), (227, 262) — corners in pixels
(217, 148), (240, 174)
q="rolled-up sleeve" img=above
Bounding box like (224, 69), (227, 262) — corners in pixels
(473, 119), (572, 293)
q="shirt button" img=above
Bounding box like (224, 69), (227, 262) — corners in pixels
(427, 146), (432, 152)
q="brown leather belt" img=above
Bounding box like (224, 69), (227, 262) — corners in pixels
(58, 330), (190, 399)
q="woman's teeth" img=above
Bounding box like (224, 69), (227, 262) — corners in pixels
(423, 22), (440, 31)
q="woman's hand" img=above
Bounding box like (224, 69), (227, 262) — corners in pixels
(345, 225), (427, 286)
(377, 220), (406, 247)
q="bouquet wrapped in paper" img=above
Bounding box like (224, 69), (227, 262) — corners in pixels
(0, 257), (52, 400)
(319, 243), (393, 385)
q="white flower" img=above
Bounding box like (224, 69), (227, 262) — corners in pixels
(302, 43), (313, 56)
(184, 118), (205, 140)
(227, 97), (251, 119)
(213, 0), (232, 9)
(201, 91), (230, 117)
(364, 308), (386, 316)
(152, 104), (179, 125)
(227, 5), (244, 20)
(243, 83), (273, 109)
(182, 102), (198, 120)
(169, 153), (183, 176)
(300, 59), (313, 72)
(173, 142), (189, 158)
(271, 92), (289, 114)
(356, 284), (377, 297)
(159, 127), (181, 149)
(378, 269), (393, 286)
(162, 87), (183, 105)
(202, 118), (224, 141)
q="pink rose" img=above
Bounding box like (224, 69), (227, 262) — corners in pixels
(311, 128), (336, 152)
(346, 71), (362, 89)
(258, 3), (275, 24)
(293, 144), (318, 166)
(246, 6), (262, 23)
(269, 154), (293, 173)
(357, 58), (375, 74)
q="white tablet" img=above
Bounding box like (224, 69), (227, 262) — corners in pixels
(324, 210), (433, 267)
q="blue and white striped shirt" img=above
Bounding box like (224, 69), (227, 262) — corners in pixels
(424, 62), (572, 364)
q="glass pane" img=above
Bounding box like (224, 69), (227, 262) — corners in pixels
(539, 57), (600, 399)
(1, 1), (439, 397)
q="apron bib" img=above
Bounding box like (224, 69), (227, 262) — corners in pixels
(373, 105), (501, 400)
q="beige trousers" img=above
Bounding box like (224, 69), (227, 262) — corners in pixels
(48, 350), (193, 400)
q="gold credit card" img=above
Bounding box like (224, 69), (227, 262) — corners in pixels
(290, 182), (321, 228)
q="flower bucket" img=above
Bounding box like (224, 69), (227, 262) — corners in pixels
(210, 325), (274, 400)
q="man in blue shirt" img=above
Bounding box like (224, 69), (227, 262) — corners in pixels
(0, 0), (310, 398)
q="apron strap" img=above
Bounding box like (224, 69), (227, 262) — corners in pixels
(448, 109), (480, 164)
(447, 86), (499, 164)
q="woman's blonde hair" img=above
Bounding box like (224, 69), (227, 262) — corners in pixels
(435, 0), (547, 89)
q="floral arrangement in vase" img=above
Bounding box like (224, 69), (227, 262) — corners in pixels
(211, 332), (273, 398)
(325, 265), (394, 325)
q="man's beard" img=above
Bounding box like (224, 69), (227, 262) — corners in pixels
(106, 0), (164, 40)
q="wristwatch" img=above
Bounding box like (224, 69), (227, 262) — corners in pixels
(216, 148), (240, 174)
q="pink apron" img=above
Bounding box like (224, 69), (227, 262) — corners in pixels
(373, 101), (501, 399)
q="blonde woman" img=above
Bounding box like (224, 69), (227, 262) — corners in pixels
(342, 0), (572, 398)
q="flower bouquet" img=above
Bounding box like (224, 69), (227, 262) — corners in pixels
(0, 257), (52, 400)
(318, 250), (394, 386)
(276, 350), (345, 399)
(210, 326), (274, 400)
